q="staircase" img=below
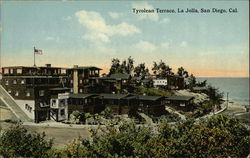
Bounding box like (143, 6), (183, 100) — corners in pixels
(0, 85), (32, 122)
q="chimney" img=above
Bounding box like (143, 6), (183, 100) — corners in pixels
(45, 64), (51, 67)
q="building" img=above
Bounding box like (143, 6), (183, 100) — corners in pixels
(100, 93), (138, 115)
(192, 87), (207, 93)
(165, 95), (195, 111)
(99, 73), (133, 93)
(153, 75), (184, 90)
(67, 65), (102, 94)
(138, 95), (166, 116)
(50, 92), (69, 122)
(1, 65), (68, 122)
(153, 78), (168, 88)
(67, 93), (104, 116)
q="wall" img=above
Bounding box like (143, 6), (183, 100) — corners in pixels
(73, 70), (78, 93)
(15, 100), (35, 120)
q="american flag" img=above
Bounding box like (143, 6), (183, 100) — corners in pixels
(34, 47), (42, 55)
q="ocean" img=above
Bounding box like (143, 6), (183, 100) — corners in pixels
(197, 77), (249, 107)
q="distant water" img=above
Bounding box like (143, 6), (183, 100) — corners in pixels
(197, 77), (250, 106)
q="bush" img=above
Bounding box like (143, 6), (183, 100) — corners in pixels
(0, 124), (53, 157)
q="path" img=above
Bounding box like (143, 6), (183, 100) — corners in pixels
(0, 85), (32, 122)
(138, 112), (155, 125)
(165, 106), (186, 121)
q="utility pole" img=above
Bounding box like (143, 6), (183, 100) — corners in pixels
(226, 92), (229, 108)
(34, 47), (36, 67)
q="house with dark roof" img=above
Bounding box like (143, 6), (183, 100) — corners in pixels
(67, 93), (104, 116)
(165, 95), (195, 111)
(138, 95), (166, 116)
(99, 73), (133, 93)
(192, 87), (207, 93)
(100, 93), (138, 115)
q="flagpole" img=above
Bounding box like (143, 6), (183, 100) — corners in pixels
(34, 47), (36, 67)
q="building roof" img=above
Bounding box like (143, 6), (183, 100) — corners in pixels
(138, 95), (164, 101)
(69, 93), (99, 99)
(165, 95), (194, 101)
(110, 73), (131, 80)
(69, 66), (102, 70)
(2, 65), (67, 69)
(100, 93), (135, 100)
(3, 76), (66, 78)
(142, 78), (152, 83)
(49, 87), (70, 91)
(193, 87), (207, 91)
(132, 76), (143, 81)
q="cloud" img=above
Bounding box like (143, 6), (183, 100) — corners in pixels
(160, 18), (171, 24)
(160, 42), (170, 48)
(132, 2), (159, 21)
(82, 33), (110, 43)
(62, 16), (72, 20)
(46, 36), (55, 41)
(180, 41), (188, 47)
(108, 12), (122, 19)
(135, 40), (156, 52)
(45, 36), (60, 42)
(75, 10), (141, 43)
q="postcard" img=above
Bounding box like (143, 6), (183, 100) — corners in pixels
(0, 1), (249, 157)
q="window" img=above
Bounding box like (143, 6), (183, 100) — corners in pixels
(21, 80), (25, 84)
(79, 80), (83, 84)
(8, 90), (12, 94)
(109, 100), (114, 104)
(39, 90), (45, 96)
(13, 80), (17, 84)
(51, 99), (56, 107)
(180, 103), (186, 107)
(10, 69), (13, 74)
(15, 91), (19, 96)
(165, 100), (170, 104)
(17, 68), (22, 74)
(61, 69), (66, 74)
(4, 68), (9, 74)
(70, 88), (73, 93)
(5, 80), (9, 85)
(84, 99), (88, 104)
(79, 89), (83, 93)
(26, 91), (30, 97)
(59, 99), (65, 106)
(60, 109), (65, 116)
(70, 80), (73, 84)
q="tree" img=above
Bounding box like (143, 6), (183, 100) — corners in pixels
(205, 85), (224, 104)
(109, 58), (121, 75)
(152, 60), (172, 77)
(187, 74), (196, 89)
(134, 63), (150, 77)
(126, 56), (134, 74)
(0, 124), (53, 158)
(109, 57), (134, 75)
(196, 80), (207, 87)
(177, 67), (189, 78)
(205, 115), (250, 157)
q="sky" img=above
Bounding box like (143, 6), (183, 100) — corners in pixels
(0, 1), (249, 77)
